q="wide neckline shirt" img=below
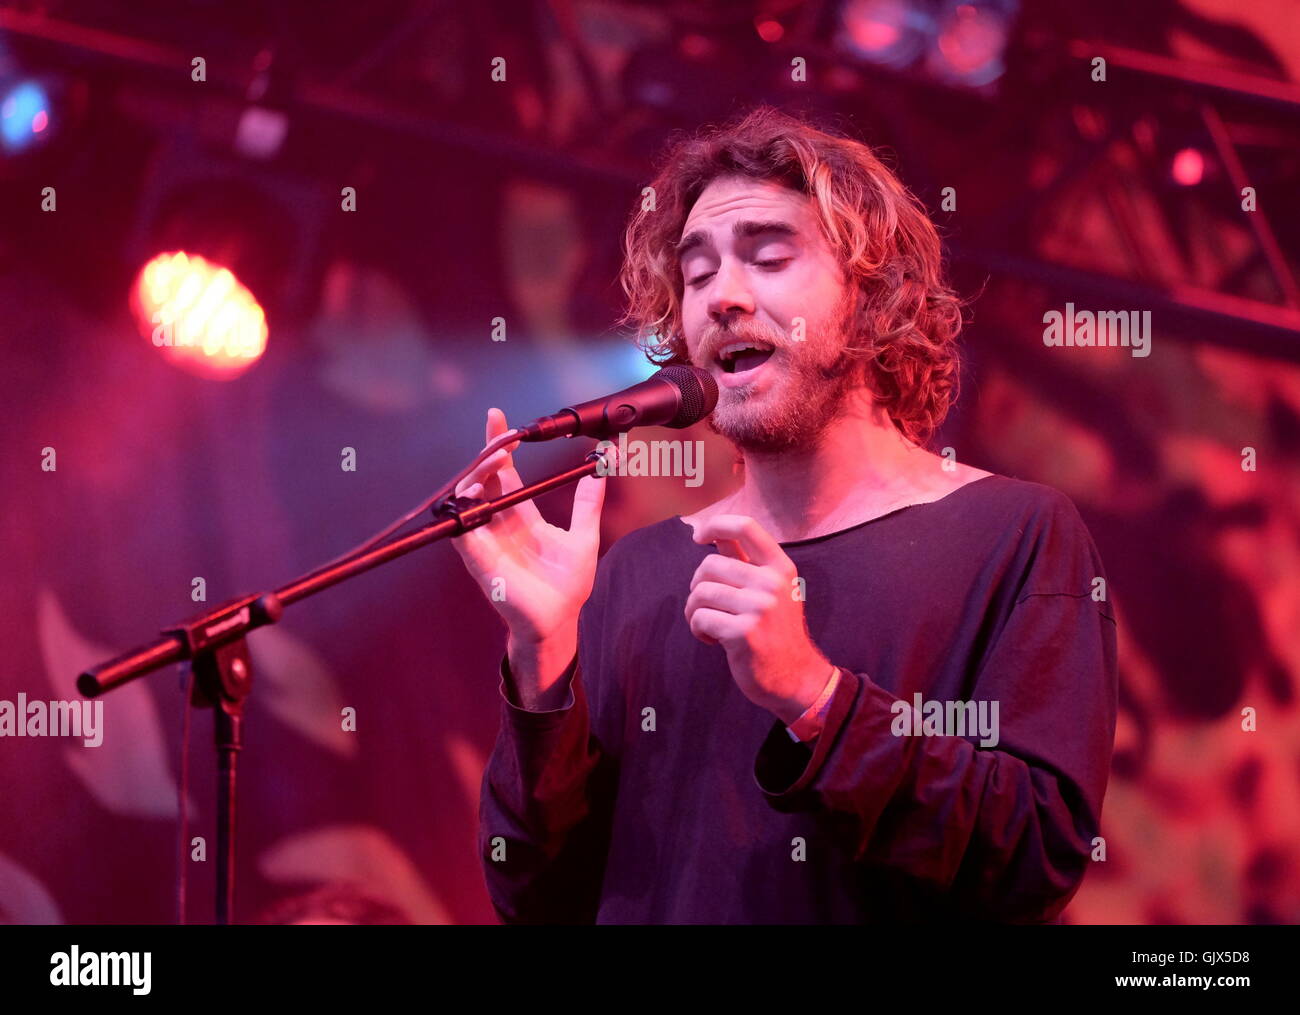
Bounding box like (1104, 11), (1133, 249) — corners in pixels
(478, 475), (1119, 923)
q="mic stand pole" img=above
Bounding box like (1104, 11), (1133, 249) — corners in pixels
(77, 445), (614, 925)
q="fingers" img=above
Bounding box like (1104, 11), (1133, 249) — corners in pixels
(452, 409), (543, 539)
(691, 515), (786, 569)
(481, 408), (533, 510)
(687, 607), (749, 646)
(455, 409), (520, 497)
(487, 407), (522, 482)
(685, 580), (773, 618)
(713, 537), (749, 563)
(688, 553), (774, 593)
(453, 463), (535, 550)
(463, 408), (513, 499)
(487, 406), (521, 442)
(568, 470), (607, 537)
(455, 451), (510, 497)
(447, 500), (504, 574)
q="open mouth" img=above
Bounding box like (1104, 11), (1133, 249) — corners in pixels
(715, 341), (775, 374)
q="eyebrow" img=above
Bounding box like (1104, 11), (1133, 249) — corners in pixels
(674, 219), (799, 260)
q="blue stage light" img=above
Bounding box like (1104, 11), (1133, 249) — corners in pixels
(1, 80), (52, 154)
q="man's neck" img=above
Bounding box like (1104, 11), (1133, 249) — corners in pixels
(722, 390), (961, 543)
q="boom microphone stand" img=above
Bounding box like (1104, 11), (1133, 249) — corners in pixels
(76, 444), (614, 925)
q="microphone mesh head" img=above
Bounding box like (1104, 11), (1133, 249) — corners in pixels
(659, 364), (719, 429)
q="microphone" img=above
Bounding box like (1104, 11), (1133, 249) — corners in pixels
(515, 364), (719, 442)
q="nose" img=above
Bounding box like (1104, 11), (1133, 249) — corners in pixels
(707, 256), (755, 324)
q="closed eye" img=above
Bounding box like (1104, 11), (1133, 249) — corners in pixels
(687, 258), (791, 287)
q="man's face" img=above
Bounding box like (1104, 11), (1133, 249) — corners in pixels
(677, 174), (862, 454)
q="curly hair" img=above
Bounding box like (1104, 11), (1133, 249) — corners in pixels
(617, 105), (964, 446)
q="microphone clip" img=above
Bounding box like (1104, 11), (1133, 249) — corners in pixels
(432, 494), (491, 533)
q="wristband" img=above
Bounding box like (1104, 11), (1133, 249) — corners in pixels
(785, 664), (840, 743)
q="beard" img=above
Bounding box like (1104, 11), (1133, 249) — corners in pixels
(700, 290), (863, 455)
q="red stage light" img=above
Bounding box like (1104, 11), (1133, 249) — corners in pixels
(130, 251), (268, 380)
(843, 0), (908, 54)
(678, 34), (714, 60)
(1172, 148), (1205, 187)
(930, 1), (1014, 86)
(937, 5), (1002, 71)
(837, 0), (930, 70)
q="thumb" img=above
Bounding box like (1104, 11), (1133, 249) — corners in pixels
(568, 470), (607, 536)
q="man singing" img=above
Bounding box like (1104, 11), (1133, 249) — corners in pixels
(452, 106), (1118, 924)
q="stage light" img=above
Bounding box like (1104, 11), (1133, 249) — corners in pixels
(130, 251), (268, 380)
(127, 142), (327, 350)
(835, 0), (1018, 89)
(1172, 148), (1205, 187)
(1, 79), (52, 154)
(929, 1), (1017, 87)
(837, 0), (931, 69)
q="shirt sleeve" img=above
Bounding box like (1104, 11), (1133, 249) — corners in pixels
(753, 537), (1118, 922)
(477, 648), (618, 924)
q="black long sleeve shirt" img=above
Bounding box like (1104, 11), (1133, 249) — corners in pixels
(478, 475), (1118, 923)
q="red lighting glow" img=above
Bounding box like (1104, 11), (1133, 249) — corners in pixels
(1172, 148), (1205, 187)
(842, 0), (908, 54)
(131, 251), (268, 379)
(936, 4), (1005, 75)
